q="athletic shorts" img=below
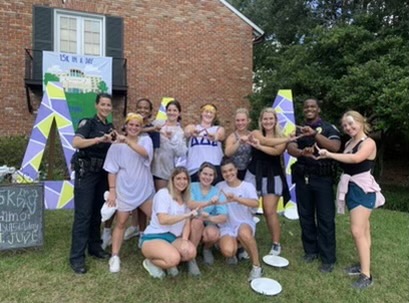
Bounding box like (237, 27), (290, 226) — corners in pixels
(244, 171), (283, 196)
(346, 182), (376, 211)
(140, 232), (177, 246)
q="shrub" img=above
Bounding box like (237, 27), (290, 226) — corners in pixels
(381, 184), (409, 213)
(0, 135), (68, 180)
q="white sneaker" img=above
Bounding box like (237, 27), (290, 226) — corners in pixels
(248, 265), (263, 281)
(202, 248), (214, 265)
(143, 259), (165, 279)
(269, 243), (281, 256)
(167, 266), (179, 277)
(101, 231), (112, 250)
(124, 226), (139, 240)
(187, 259), (201, 276)
(109, 255), (120, 273)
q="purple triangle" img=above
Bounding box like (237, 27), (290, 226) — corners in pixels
(272, 95), (285, 108)
(35, 105), (54, 123)
(51, 98), (71, 120)
(45, 180), (63, 192)
(30, 128), (47, 143)
(44, 185), (60, 209)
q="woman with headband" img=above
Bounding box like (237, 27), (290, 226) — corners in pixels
(184, 103), (226, 183)
(103, 113), (155, 273)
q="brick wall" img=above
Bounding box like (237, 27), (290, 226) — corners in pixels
(0, 0), (254, 136)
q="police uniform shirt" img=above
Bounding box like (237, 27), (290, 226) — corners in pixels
(76, 115), (114, 159)
(296, 119), (340, 167)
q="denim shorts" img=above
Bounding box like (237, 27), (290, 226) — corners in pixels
(140, 232), (177, 246)
(346, 182), (376, 211)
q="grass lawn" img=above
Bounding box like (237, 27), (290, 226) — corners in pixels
(1, 208), (408, 303)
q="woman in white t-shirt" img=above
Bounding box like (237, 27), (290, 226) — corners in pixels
(216, 157), (263, 282)
(184, 103), (226, 183)
(141, 167), (197, 279)
(103, 113), (155, 273)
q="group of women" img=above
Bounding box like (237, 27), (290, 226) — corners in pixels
(69, 93), (382, 289)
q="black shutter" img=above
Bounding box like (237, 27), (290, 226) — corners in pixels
(33, 6), (54, 81)
(106, 16), (124, 88)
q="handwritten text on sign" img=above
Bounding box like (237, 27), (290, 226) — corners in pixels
(0, 184), (44, 250)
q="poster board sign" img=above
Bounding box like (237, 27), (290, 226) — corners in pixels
(0, 184), (44, 250)
(42, 51), (112, 129)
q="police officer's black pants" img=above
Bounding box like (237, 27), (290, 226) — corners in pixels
(70, 171), (108, 265)
(295, 175), (336, 264)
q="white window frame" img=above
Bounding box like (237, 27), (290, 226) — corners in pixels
(54, 10), (105, 56)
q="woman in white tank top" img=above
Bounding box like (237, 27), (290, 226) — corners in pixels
(184, 103), (226, 183)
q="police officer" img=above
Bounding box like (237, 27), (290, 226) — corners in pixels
(287, 98), (341, 273)
(69, 93), (114, 274)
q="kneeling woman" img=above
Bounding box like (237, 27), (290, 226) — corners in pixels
(103, 113), (155, 273)
(217, 158), (263, 282)
(141, 167), (197, 279)
(187, 162), (228, 276)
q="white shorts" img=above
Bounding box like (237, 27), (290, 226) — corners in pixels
(220, 222), (255, 238)
(117, 191), (155, 212)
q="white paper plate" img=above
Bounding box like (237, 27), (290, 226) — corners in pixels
(253, 216), (260, 224)
(262, 255), (289, 268)
(250, 278), (282, 296)
(284, 202), (299, 220)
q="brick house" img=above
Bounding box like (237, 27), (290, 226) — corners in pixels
(0, 0), (263, 136)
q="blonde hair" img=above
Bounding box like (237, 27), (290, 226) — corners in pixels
(201, 103), (217, 114)
(342, 110), (371, 134)
(258, 107), (284, 138)
(200, 103), (219, 125)
(125, 112), (144, 125)
(168, 167), (191, 203)
(235, 108), (250, 118)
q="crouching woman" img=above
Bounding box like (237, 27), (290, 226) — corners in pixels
(141, 167), (197, 278)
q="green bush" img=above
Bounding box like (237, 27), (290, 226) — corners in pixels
(0, 136), (28, 168)
(381, 184), (409, 213)
(0, 135), (68, 180)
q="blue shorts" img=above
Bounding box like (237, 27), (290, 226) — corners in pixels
(140, 232), (177, 246)
(346, 183), (376, 211)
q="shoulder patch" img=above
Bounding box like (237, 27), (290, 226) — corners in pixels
(331, 124), (340, 132)
(78, 119), (89, 128)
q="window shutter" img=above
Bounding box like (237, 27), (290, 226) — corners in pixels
(33, 6), (54, 81)
(106, 16), (124, 88)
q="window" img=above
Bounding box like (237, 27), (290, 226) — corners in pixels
(55, 10), (104, 56)
(32, 6), (124, 86)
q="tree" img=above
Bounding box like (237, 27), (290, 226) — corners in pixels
(97, 81), (108, 93)
(43, 73), (60, 86)
(227, 0), (409, 176)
